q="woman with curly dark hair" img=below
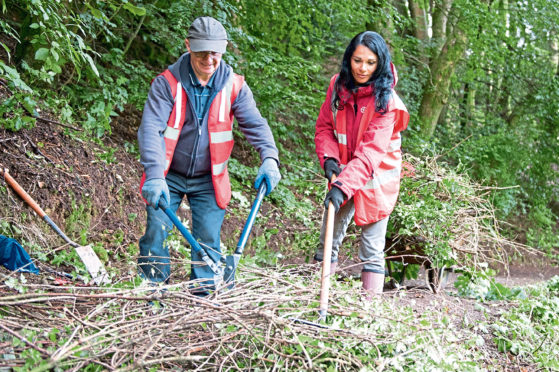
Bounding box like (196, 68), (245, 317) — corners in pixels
(314, 31), (409, 297)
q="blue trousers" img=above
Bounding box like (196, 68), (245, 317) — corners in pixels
(138, 172), (225, 292)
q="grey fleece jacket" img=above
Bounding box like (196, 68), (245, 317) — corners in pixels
(138, 53), (279, 181)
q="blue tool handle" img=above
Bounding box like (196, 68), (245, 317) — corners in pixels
(236, 183), (267, 255)
(158, 199), (211, 261)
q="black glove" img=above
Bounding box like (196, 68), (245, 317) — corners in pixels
(324, 158), (341, 181)
(324, 185), (346, 213)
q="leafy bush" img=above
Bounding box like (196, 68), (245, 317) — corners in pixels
(388, 155), (504, 269)
(443, 122), (559, 254)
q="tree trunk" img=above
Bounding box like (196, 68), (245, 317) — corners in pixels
(551, 33), (559, 76)
(409, 0), (429, 42)
(465, 83), (476, 128)
(366, 0), (395, 47)
(431, 0), (453, 54)
(408, 0), (430, 67)
(391, 0), (414, 39)
(418, 26), (467, 138)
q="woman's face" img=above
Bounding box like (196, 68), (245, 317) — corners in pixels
(350, 44), (378, 85)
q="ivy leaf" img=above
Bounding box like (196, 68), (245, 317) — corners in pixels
(34, 48), (49, 61)
(123, 3), (146, 16)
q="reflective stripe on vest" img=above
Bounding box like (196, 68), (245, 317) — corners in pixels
(140, 69), (244, 209)
(332, 88), (407, 225)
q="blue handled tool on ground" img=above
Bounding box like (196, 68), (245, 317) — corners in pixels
(0, 168), (110, 285)
(223, 182), (267, 284)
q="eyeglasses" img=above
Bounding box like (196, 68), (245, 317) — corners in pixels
(191, 51), (222, 59)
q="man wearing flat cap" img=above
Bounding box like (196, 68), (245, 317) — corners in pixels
(137, 16), (280, 293)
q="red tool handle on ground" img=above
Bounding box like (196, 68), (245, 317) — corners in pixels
(1, 167), (110, 285)
(1, 168), (47, 218)
(319, 174), (336, 320)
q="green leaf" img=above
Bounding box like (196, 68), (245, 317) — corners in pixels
(21, 96), (38, 117)
(1, 42), (10, 61)
(83, 53), (99, 77)
(34, 47), (49, 61)
(122, 3), (146, 16)
(90, 8), (103, 19)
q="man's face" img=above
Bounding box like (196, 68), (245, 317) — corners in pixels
(185, 39), (222, 82)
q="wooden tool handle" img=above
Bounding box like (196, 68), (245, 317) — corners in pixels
(319, 202), (335, 318)
(1, 168), (46, 217)
(319, 173), (338, 319)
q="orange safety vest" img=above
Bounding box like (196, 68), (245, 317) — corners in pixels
(140, 69), (244, 209)
(332, 79), (409, 225)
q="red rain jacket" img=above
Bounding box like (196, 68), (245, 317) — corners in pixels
(315, 64), (409, 225)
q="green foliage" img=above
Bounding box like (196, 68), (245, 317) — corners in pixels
(491, 276), (559, 369)
(0, 61), (38, 131)
(234, 0), (368, 59)
(10, 0), (100, 82)
(428, 0), (559, 250)
(246, 227), (282, 266)
(65, 195), (93, 246)
(454, 263), (528, 301)
(443, 123), (559, 252)
(526, 203), (559, 255)
(4, 274), (29, 294)
(51, 245), (82, 269)
(0, 93), (36, 131)
(0, 61), (32, 92)
(389, 156), (489, 268)
(94, 143), (117, 164)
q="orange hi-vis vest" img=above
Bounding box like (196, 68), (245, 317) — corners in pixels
(333, 85), (409, 225)
(140, 69), (244, 209)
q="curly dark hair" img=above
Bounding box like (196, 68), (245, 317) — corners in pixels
(332, 31), (393, 113)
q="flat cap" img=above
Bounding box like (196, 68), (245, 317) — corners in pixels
(188, 16), (228, 54)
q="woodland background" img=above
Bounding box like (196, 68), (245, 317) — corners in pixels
(0, 0), (558, 370)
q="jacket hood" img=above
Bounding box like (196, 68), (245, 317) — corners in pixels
(167, 52), (232, 91)
(390, 62), (398, 88)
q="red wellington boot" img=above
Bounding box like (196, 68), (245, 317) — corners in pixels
(361, 271), (384, 298)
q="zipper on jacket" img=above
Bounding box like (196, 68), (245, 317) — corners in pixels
(185, 74), (226, 178)
(186, 98), (201, 178)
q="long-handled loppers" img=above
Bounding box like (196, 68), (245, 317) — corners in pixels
(223, 182), (267, 284)
(1, 168), (110, 285)
(158, 199), (224, 282)
(158, 183), (267, 288)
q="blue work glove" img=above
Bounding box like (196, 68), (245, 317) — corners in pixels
(254, 158), (281, 196)
(324, 185), (346, 213)
(323, 158), (341, 181)
(142, 178), (170, 210)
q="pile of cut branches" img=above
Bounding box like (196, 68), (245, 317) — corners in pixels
(388, 154), (537, 271)
(0, 264), (491, 371)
